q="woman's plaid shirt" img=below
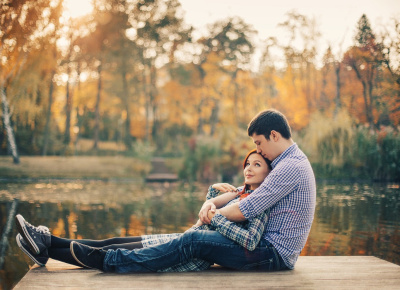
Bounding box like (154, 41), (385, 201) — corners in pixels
(141, 186), (270, 272)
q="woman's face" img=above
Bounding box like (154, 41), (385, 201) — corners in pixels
(244, 153), (271, 190)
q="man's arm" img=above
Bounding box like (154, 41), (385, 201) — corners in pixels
(205, 202), (246, 223)
(199, 184), (240, 224)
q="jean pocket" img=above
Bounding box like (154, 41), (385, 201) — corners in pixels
(240, 257), (274, 271)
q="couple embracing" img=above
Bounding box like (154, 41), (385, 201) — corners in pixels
(15, 109), (316, 273)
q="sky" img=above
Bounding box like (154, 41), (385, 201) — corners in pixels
(179, 0), (400, 69)
(64, 0), (400, 69)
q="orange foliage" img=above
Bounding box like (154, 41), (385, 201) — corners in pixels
(273, 69), (310, 130)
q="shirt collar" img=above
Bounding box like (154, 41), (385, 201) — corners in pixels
(271, 143), (298, 169)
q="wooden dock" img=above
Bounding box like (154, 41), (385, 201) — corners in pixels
(146, 158), (178, 182)
(14, 256), (400, 289)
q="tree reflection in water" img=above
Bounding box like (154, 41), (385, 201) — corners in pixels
(0, 181), (399, 289)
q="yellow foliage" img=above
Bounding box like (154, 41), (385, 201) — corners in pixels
(273, 71), (309, 130)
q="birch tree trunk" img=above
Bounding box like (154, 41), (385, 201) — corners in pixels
(1, 87), (20, 164)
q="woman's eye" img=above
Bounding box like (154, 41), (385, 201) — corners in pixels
(255, 163), (261, 167)
(245, 162), (250, 167)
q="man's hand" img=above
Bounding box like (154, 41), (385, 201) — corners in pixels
(199, 201), (216, 224)
(207, 209), (220, 221)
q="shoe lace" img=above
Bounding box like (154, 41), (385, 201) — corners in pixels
(37, 225), (50, 234)
(25, 221), (50, 234)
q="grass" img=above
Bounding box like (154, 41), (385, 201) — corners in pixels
(0, 156), (151, 180)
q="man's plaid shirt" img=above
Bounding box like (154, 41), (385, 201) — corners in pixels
(239, 143), (316, 269)
(141, 186), (270, 272)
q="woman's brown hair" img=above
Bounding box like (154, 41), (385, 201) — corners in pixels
(237, 149), (272, 199)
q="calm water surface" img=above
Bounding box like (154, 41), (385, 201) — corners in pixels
(0, 180), (399, 289)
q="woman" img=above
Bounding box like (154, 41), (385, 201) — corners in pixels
(16, 149), (272, 271)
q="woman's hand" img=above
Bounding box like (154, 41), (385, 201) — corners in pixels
(212, 183), (237, 193)
(199, 201), (216, 224)
(193, 219), (203, 227)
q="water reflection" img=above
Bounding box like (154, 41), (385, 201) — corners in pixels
(304, 182), (400, 265)
(0, 180), (399, 289)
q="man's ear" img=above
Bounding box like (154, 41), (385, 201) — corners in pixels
(270, 130), (280, 142)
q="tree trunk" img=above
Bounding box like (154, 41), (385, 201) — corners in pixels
(1, 87), (19, 164)
(92, 63), (102, 150)
(73, 106), (83, 155)
(150, 63), (158, 141)
(121, 70), (132, 149)
(334, 62), (341, 116)
(0, 199), (19, 269)
(142, 64), (150, 142)
(351, 63), (375, 128)
(231, 70), (239, 125)
(196, 94), (205, 135)
(42, 70), (55, 156)
(64, 70), (73, 146)
(196, 67), (206, 135)
(209, 99), (220, 136)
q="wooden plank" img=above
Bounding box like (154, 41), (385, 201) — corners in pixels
(145, 173), (178, 182)
(14, 256), (400, 289)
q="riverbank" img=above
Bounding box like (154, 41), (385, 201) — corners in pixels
(0, 156), (151, 180)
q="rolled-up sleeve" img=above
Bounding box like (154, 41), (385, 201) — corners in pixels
(239, 162), (301, 219)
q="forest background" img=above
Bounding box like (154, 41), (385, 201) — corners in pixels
(1, 0), (400, 182)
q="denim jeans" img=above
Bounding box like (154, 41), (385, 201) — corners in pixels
(103, 230), (287, 273)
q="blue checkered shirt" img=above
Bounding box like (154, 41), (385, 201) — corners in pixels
(239, 143), (316, 269)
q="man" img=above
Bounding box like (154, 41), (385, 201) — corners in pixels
(21, 109), (317, 272)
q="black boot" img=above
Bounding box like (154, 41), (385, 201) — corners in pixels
(70, 241), (106, 270)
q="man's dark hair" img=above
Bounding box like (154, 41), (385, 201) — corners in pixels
(247, 109), (292, 140)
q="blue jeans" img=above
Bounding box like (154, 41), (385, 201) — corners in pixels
(103, 230), (287, 273)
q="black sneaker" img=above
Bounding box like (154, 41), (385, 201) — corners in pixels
(70, 241), (106, 270)
(16, 234), (49, 267)
(15, 214), (51, 255)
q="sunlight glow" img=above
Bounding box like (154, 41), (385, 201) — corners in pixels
(64, 0), (93, 18)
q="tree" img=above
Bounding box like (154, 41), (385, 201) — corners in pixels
(75, 2), (115, 151)
(277, 11), (321, 128)
(0, 0), (60, 162)
(343, 14), (383, 128)
(193, 17), (255, 134)
(131, 0), (191, 142)
(379, 17), (400, 125)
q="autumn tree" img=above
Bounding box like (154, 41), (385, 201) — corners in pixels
(343, 14), (383, 128)
(42, 9), (63, 156)
(379, 17), (400, 124)
(74, 1), (118, 150)
(276, 11), (321, 129)
(129, 0), (191, 143)
(192, 17), (255, 135)
(0, 0), (61, 162)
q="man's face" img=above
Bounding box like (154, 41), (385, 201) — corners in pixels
(251, 133), (276, 161)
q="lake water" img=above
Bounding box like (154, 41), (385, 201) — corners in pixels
(0, 180), (399, 289)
